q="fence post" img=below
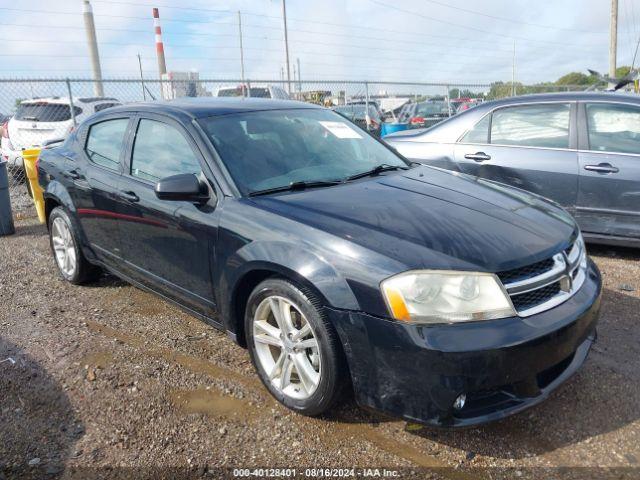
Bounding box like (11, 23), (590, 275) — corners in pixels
(66, 79), (77, 127)
(445, 84), (451, 115)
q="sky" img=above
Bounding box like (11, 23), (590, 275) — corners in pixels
(0, 0), (639, 86)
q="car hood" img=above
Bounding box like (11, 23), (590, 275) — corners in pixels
(249, 166), (577, 273)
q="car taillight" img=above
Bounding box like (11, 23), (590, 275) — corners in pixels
(1, 121), (8, 138)
(410, 116), (424, 125)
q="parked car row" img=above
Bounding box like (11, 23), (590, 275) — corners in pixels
(1, 96), (121, 176)
(37, 96), (601, 428)
(384, 91), (640, 247)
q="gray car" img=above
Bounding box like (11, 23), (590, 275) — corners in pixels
(384, 92), (640, 247)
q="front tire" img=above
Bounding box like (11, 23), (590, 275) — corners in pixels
(245, 278), (348, 416)
(48, 207), (99, 284)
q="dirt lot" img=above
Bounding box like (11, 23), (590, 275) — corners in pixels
(1, 215), (640, 479)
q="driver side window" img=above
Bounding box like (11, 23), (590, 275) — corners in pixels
(131, 119), (202, 182)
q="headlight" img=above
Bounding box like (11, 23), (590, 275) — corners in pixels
(381, 270), (515, 324)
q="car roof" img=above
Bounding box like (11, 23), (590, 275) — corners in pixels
(103, 97), (320, 119)
(482, 91), (640, 108)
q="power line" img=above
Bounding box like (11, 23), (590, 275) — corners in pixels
(0, 20), (604, 55)
(417, 0), (608, 34)
(0, 5), (606, 50)
(367, 0), (607, 48)
(0, 37), (513, 61)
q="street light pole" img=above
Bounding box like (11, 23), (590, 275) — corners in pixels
(238, 11), (246, 96)
(281, 0), (292, 94)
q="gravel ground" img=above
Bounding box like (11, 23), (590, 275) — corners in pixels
(1, 217), (639, 480)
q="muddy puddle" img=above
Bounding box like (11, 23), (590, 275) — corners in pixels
(79, 350), (115, 369)
(86, 319), (472, 476)
(170, 388), (254, 420)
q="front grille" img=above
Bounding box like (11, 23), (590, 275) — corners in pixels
(510, 282), (561, 311)
(497, 257), (555, 284)
(498, 236), (587, 317)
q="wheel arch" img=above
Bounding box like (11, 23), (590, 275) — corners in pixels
(222, 244), (360, 347)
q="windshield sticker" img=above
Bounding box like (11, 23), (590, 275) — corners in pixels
(319, 121), (363, 139)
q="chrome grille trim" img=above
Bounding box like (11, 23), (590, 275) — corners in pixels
(501, 235), (587, 317)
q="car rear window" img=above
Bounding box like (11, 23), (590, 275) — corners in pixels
(217, 87), (271, 98)
(93, 103), (119, 112)
(415, 102), (449, 116)
(15, 103), (82, 122)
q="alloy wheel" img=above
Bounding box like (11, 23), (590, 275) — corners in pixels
(252, 295), (321, 400)
(51, 217), (77, 277)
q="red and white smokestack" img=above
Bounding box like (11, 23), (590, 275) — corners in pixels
(153, 8), (167, 78)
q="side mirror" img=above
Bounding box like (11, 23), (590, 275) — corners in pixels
(154, 173), (210, 203)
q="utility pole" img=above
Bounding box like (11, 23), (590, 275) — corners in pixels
(281, 0), (292, 94)
(610, 0), (619, 85)
(238, 11), (246, 95)
(82, 0), (104, 97)
(511, 40), (516, 96)
(297, 57), (301, 94)
(137, 54), (146, 101)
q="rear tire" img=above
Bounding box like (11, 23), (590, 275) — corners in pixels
(245, 278), (348, 416)
(48, 207), (100, 285)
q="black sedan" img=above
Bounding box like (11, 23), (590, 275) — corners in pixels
(37, 98), (601, 427)
(384, 91), (640, 248)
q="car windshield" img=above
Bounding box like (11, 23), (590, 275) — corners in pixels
(415, 102), (449, 116)
(199, 108), (407, 195)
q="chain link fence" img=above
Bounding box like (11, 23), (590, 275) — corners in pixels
(0, 78), (591, 219)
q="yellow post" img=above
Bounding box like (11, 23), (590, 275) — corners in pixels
(22, 148), (46, 224)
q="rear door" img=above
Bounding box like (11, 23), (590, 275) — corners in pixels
(576, 101), (640, 239)
(453, 102), (579, 210)
(116, 114), (218, 317)
(69, 115), (133, 266)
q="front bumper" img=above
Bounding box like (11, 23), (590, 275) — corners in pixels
(329, 259), (602, 427)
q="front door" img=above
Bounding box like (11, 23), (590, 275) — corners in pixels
(576, 101), (640, 239)
(454, 102), (579, 211)
(116, 115), (218, 317)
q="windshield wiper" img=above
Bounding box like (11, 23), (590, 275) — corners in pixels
(345, 163), (409, 181)
(248, 179), (343, 197)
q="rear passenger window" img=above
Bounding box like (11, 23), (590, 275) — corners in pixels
(85, 118), (129, 171)
(131, 119), (202, 182)
(491, 104), (570, 148)
(586, 103), (640, 154)
(460, 114), (490, 143)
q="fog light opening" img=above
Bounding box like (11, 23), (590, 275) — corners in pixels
(453, 394), (466, 410)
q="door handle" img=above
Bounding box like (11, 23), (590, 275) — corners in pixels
(464, 152), (491, 162)
(65, 169), (81, 180)
(584, 163), (619, 174)
(119, 190), (140, 203)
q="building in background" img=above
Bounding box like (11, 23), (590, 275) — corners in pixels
(161, 71), (210, 100)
